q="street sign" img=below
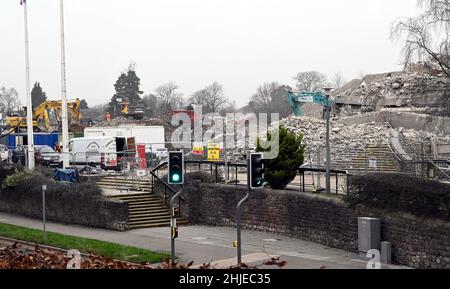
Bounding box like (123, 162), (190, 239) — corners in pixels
(192, 143), (204, 156)
(207, 143), (220, 162)
(156, 148), (168, 158)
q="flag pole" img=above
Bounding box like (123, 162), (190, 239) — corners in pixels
(23, 0), (35, 170)
(60, 0), (69, 168)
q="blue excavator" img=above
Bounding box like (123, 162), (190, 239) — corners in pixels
(287, 90), (335, 117)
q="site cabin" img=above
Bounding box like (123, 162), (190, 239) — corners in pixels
(68, 136), (127, 171)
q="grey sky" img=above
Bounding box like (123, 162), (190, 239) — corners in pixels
(0, 0), (420, 108)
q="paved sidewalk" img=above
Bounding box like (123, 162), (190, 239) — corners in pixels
(0, 212), (407, 269)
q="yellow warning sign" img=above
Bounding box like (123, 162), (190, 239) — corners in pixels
(192, 143), (204, 156)
(207, 143), (220, 162)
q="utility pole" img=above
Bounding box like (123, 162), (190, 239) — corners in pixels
(324, 88), (332, 194)
(22, 0), (35, 170)
(60, 0), (70, 168)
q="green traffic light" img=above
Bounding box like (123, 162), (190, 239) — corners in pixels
(172, 174), (181, 183)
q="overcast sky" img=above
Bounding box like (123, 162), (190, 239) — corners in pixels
(0, 0), (420, 108)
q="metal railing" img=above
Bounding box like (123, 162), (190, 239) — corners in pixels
(150, 161), (185, 216)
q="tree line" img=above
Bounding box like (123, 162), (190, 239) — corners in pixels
(105, 64), (350, 121)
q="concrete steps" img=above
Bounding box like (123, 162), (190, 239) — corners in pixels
(109, 193), (188, 230)
(97, 177), (152, 193)
(338, 145), (399, 173)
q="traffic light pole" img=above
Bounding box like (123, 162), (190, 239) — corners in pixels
(170, 189), (183, 264)
(325, 93), (331, 194)
(236, 186), (251, 266)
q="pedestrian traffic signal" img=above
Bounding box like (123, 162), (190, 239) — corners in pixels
(168, 151), (184, 185)
(172, 227), (179, 239)
(249, 153), (264, 189)
(172, 207), (179, 217)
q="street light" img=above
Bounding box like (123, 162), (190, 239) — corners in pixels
(324, 87), (333, 194)
(22, 0), (35, 170)
(60, 0), (70, 169)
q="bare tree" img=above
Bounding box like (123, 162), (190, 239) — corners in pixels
(155, 82), (184, 115)
(332, 72), (346, 89)
(293, 71), (328, 92)
(189, 89), (208, 108)
(391, 0), (450, 77)
(221, 100), (238, 114)
(189, 81), (228, 113)
(250, 82), (281, 114)
(0, 87), (21, 115)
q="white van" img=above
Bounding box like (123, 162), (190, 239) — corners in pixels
(68, 136), (127, 170)
(0, 144), (9, 162)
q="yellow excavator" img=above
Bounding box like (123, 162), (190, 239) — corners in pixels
(4, 99), (82, 134)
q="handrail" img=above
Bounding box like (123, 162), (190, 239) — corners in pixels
(150, 162), (186, 202)
(185, 160), (247, 168)
(424, 156), (450, 179)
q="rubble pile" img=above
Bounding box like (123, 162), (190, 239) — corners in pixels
(334, 71), (449, 116)
(279, 116), (394, 153)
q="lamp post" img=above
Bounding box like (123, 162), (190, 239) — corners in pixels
(324, 87), (332, 194)
(60, 0), (70, 168)
(22, 0), (35, 170)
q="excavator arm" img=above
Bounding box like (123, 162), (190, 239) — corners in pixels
(5, 98), (81, 132)
(288, 91), (334, 117)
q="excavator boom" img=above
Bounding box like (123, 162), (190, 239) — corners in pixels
(5, 98), (81, 133)
(288, 91), (334, 116)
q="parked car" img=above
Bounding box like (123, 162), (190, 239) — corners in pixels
(35, 145), (61, 167)
(11, 146), (26, 166)
(12, 145), (61, 167)
(0, 144), (9, 162)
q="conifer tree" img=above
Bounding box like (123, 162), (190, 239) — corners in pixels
(257, 127), (305, 189)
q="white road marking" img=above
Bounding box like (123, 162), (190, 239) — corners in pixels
(192, 237), (208, 241)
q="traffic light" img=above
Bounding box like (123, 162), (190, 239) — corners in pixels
(249, 153), (264, 189)
(168, 151), (184, 185)
(172, 207), (179, 218)
(172, 227), (179, 239)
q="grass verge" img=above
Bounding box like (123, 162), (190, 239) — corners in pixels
(0, 222), (168, 264)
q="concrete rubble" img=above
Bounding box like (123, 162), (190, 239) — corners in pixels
(334, 70), (449, 116)
(276, 115), (450, 164)
(279, 115), (393, 152)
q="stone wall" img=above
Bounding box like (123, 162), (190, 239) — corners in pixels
(184, 182), (450, 269)
(0, 191), (129, 232)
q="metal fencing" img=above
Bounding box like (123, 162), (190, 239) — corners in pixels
(6, 142), (449, 196)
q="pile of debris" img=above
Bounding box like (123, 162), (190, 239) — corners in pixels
(279, 116), (394, 153)
(334, 70), (449, 116)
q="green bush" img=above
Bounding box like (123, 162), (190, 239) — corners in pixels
(346, 173), (450, 220)
(0, 163), (20, 184)
(3, 170), (36, 189)
(257, 126), (305, 189)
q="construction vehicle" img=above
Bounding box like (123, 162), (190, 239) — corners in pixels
(119, 97), (145, 120)
(3, 99), (82, 134)
(287, 91), (335, 117)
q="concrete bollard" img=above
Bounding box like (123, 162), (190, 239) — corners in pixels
(381, 241), (392, 264)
